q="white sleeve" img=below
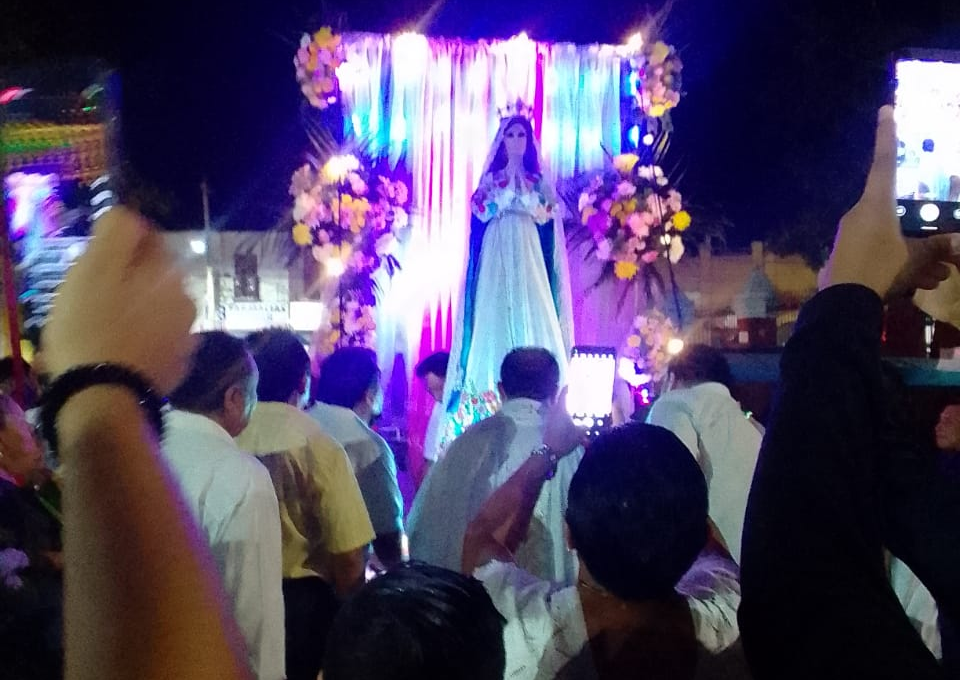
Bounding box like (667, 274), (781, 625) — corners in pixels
(676, 552), (742, 654)
(646, 397), (701, 463)
(474, 560), (556, 679)
(215, 467), (286, 680)
(422, 404), (445, 463)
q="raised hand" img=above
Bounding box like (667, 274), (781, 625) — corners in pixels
(42, 207), (196, 394)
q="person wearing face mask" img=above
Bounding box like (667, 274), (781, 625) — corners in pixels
(0, 392), (64, 680)
(309, 346), (404, 570)
(443, 109), (574, 445)
(236, 328), (373, 680)
(162, 331), (285, 680)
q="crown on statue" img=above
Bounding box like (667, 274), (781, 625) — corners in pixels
(497, 98), (534, 121)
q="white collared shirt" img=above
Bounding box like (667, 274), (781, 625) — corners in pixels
(646, 382), (762, 563)
(162, 409), (285, 680)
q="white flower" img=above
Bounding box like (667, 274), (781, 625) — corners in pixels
(616, 181), (637, 198)
(669, 235), (685, 263)
(578, 192), (595, 212)
(392, 207), (409, 230)
(375, 233), (397, 256)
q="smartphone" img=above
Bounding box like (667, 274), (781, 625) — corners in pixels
(893, 49), (960, 235)
(566, 346), (617, 438)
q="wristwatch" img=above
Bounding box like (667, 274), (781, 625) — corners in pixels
(530, 444), (560, 480)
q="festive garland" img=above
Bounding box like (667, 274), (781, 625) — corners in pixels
(294, 27), (344, 109)
(290, 154), (409, 354)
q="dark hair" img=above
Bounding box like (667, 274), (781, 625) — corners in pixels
(324, 562), (506, 680)
(415, 351), (450, 379)
(668, 344), (733, 388)
(169, 332), (254, 413)
(500, 347), (559, 401)
(487, 116), (540, 176)
(316, 346), (380, 409)
(922, 138), (935, 153)
(245, 328), (310, 403)
(566, 423), (708, 601)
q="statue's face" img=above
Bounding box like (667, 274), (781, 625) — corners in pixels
(504, 123), (528, 161)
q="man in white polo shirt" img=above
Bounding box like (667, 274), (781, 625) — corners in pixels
(646, 344), (762, 563)
(163, 331), (284, 680)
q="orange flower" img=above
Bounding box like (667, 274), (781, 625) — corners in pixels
(626, 334), (642, 348)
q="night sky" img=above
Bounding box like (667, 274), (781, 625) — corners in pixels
(3, 0), (960, 260)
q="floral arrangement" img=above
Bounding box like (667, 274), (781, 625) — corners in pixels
(294, 27), (344, 109)
(618, 309), (680, 404)
(577, 153), (691, 282)
(290, 153), (410, 354)
(634, 40), (683, 119)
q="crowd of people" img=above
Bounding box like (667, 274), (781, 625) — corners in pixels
(0, 106), (959, 680)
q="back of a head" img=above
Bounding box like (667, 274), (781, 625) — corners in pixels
(245, 328), (310, 403)
(324, 563), (506, 680)
(500, 347), (559, 401)
(316, 346), (380, 409)
(169, 331), (253, 413)
(668, 344), (733, 389)
(415, 351), (450, 379)
(566, 423), (708, 601)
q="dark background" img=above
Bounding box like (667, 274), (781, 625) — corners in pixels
(3, 0), (960, 261)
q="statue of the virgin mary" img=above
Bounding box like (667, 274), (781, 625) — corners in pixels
(441, 108), (575, 442)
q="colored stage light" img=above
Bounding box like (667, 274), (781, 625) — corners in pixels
(666, 337), (685, 355)
(190, 239), (207, 255)
(627, 125), (640, 148)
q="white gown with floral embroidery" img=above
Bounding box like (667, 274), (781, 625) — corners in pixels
(441, 169), (574, 444)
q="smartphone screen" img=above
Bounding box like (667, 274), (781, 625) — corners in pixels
(894, 50), (960, 234)
(566, 346), (617, 437)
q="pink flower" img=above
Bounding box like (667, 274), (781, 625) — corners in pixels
(290, 164), (314, 196)
(616, 181), (637, 198)
(627, 212), (650, 238)
(395, 182), (409, 205)
(595, 238), (613, 261)
(666, 189), (682, 213)
(641, 250), (659, 263)
(601, 198), (614, 213)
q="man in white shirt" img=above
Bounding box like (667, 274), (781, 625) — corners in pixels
(309, 346), (404, 568)
(646, 345), (761, 563)
(164, 331), (284, 680)
(415, 351), (450, 478)
(408, 347), (583, 585)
